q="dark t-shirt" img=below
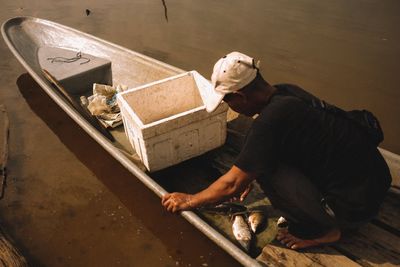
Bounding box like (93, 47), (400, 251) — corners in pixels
(235, 84), (391, 217)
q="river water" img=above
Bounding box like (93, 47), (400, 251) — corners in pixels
(0, 0), (399, 266)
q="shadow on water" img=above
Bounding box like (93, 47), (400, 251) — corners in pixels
(16, 73), (241, 267)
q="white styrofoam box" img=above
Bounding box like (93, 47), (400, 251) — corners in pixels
(117, 71), (228, 172)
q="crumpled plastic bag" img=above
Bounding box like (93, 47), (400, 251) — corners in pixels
(81, 83), (127, 128)
(87, 94), (109, 115)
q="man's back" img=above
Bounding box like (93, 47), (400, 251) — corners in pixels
(235, 84), (391, 219)
(272, 85), (373, 181)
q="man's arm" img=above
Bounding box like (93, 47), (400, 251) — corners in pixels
(161, 165), (255, 213)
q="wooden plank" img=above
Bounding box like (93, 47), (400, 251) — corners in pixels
(0, 227), (28, 267)
(0, 105), (9, 199)
(257, 243), (361, 267)
(0, 105), (27, 266)
(332, 223), (400, 267)
(372, 191), (400, 236)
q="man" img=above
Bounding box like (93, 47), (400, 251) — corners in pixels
(161, 51), (391, 250)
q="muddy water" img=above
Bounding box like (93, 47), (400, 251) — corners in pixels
(0, 0), (399, 266)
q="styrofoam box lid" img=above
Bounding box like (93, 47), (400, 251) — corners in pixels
(117, 71), (228, 138)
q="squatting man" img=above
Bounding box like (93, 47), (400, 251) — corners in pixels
(162, 51), (391, 250)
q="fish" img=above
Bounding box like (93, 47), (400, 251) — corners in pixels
(232, 214), (252, 252)
(247, 210), (266, 233)
(199, 202), (247, 215)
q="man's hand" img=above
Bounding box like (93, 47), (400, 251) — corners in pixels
(228, 183), (253, 202)
(161, 165), (255, 213)
(161, 192), (194, 213)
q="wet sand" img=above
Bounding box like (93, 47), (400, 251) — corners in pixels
(0, 0), (399, 266)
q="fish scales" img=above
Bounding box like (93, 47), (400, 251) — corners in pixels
(248, 210), (266, 233)
(232, 215), (252, 252)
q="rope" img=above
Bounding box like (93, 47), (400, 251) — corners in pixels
(47, 51), (90, 65)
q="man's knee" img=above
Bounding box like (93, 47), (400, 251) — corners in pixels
(267, 165), (321, 203)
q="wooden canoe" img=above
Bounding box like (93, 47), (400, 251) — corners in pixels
(2, 16), (399, 267)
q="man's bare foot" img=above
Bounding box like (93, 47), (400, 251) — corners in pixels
(276, 228), (341, 250)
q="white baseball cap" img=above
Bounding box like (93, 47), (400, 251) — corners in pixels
(206, 51), (260, 112)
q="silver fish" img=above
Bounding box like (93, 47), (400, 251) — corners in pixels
(248, 210), (266, 233)
(232, 215), (252, 252)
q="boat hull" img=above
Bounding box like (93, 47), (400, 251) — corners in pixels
(2, 16), (263, 267)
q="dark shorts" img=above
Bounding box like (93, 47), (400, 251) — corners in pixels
(258, 159), (391, 236)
